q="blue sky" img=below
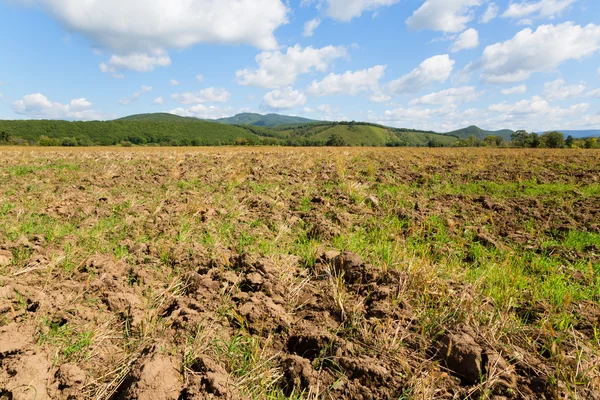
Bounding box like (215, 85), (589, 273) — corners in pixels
(1, 0), (599, 132)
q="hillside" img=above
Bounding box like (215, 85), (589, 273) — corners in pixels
(545, 130), (600, 138)
(445, 125), (514, 140)
(114, 113), (199, 122)
(216, 113), (318, 126)
(0, 119), (259, 146)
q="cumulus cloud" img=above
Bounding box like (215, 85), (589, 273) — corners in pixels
(324, 0), (400, 22)
(99, 63), (124, 79)
(587, 88), (600, 97)
(104, 50), (171, 73)
(263, 87), (307, 109)
(306, 65), (386, 96)
(451, 28), (479, 52)
(18, 0), (288, 53)
(170, 79), (180, 86)
(408, 86), (481, 105)
(501, 84), (527, 95)
(481, 22), (600, 83)
(236, 45), (347, 89)
(480, 2), (499, 23)
(303, 18), (321, 37)
(153, 97), (165, 105)
(406, 0), (483, 33)
(388, 55), (455, 94)
(196, 75), (204, 84)
(119, 85), (152, 105)
(502, 0), (578, 22)
(488, 96), (590, 128)
(12, 93), (104, 120)
(169, 105), (234, 119)
(542, 79), (585, 100)
(172, 88), (231, 104)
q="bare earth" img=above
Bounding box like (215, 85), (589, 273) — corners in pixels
(0, 147), (599, 399)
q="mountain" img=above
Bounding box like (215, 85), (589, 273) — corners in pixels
(0, 118), (259, 146)
(445, 125), (514, 140)
(216, 113), (318, 126)
(270, 122), (457, 147)
(114, 113), (199, 122)
(546, 130), (600, 138)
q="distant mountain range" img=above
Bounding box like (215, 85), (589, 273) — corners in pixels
(444, 125), (515, 140)
(540, 130), (600, 139)
(216, 113), (318, 126)
(4, 112), (597, 147)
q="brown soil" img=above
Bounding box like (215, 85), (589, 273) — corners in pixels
(0, 147), (599, 399)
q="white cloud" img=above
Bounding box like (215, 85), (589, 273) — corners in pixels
(451, 28), (479, 52)
(409, 86), (481, 105)
(389, 55), (455, 93)
(489, 95), (588, 116)
(502, 0), (577, 22)
(406, 0), (483, 33)
(196, 75), (204, 84)
(369, 93), (392, 103)
(501, 84), (527, 95)
(172, 88), (231, 104)
(542, 79), (585, 100)
(119, 86), (153, 105)
(236, 45), (347, 89)
(481, 23), (600, 83)
(306, 65), (386, 96)
(324, 0), (400, 22)
(99, 63), (124, 79)
(153, 96), (165, 105)
(12, 93), (104, 120)
(303, 18), (321, 37)
(20, 0), (288, 53)
(105, 50), (171, 73)
(263, 87), (307, 109)
(587, 88), (600, 97)
(69, 98), (93, 110)
(170, 79), (180, 86)
(169, 104), (233, 119)
(480, 2), (499, 23)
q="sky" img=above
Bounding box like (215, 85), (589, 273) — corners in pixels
(0, 0), (599, 132)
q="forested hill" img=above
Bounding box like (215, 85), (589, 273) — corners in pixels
(114, 113), (199, 122)
(445, 125), (514, 140)
(0, 119), (257, 146)
(216, 113), (318, 126)
(0, 118), (460, 147)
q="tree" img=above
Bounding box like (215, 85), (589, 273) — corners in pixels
(584, 137), (598, 149)
(541, 131), (565, 148)
(484, 135), (503, 147)
(511, 130), (531, 147)
(327, 133), (346, 147)
(565, 135), (574, 148)
(0, 131), (10, 142)
(530, 132), (541, 148)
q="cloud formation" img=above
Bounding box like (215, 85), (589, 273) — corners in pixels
(481, 22), (600, 83)
(236, 45), (347, 89)
(12, 93), (104, 120)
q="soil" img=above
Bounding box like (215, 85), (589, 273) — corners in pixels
(0, 147), (599, 399)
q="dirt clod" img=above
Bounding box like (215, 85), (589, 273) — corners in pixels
(438, 332), (484, 385)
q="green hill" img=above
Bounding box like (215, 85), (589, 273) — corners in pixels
(261, 122), (458, 147)
(0, 119), (259, 146)
(445, 126), (514, 140)
(217, 113), (318, 126)
(0, 115), (459, 147)
(114, 113), (199, 122)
